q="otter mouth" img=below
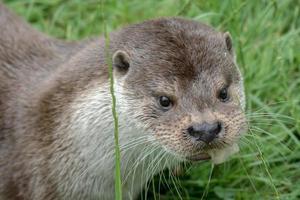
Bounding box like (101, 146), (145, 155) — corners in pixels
(186, 153), (211, 162)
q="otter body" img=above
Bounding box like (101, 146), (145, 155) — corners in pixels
(0, 3), (246, 200)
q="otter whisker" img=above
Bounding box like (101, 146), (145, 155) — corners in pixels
(128, 145), (160, 196)
(125, 142), (161, 184)
(168, 157), (184, 199)
(142, 146), (168, 198)
(143, 150), (168, 199)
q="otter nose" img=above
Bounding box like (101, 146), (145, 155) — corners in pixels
(187, 122), (222, 143)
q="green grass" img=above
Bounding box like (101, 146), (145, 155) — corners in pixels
(104, 15), (122, 200)
(4, 0), (300, 199)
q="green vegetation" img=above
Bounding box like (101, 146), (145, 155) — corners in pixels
(104, 19), (122, 200)
(5, 0), (299, 199)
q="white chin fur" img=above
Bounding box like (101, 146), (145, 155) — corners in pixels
(207, 143), (239, 164)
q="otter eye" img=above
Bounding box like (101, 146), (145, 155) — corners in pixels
(218, 87), (229, 102)
(159, 96), (172, 110)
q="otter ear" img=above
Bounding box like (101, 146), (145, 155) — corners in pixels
(224, 32), (233, 55)
(112, 50), (130, 75)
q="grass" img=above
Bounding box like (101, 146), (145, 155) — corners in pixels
(103, 14), (123, 200)
(4, 0), (300, 199)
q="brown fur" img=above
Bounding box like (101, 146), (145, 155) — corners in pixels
(0, 3), (246, 200)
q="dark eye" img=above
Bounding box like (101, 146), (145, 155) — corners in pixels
(159, 96), (173, 110)
(218, 87), (229, 102)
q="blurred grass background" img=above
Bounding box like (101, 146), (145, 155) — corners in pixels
(4, 0), (300, 199)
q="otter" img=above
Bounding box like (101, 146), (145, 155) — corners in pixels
(0, 3), (247, 200)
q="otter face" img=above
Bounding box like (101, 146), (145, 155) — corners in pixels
(112, 18), (246, 162)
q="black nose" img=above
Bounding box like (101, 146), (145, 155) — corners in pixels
(187, 122), (222, 143)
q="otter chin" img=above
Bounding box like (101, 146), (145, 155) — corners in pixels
(0, 3), (246, 200)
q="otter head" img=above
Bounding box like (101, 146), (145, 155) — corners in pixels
(112, 18), (246, 162)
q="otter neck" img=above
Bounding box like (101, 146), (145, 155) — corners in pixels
(59, 81), (174, 198)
